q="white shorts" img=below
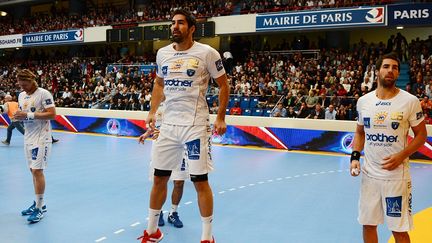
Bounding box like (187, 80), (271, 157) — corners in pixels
(358, 174), (412, 232)
(151, 124), (213, 176)
(24, 143), (51, 169)
(149, 148), (190, 181)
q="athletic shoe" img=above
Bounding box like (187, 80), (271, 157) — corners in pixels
(52, 138), (59, 143)
(158, 211), (165, 226)
(167, 212), (183, 228)
(27, 207), (44, 223)
(200, 236), (215, 243)
(137, 229), (163, 243)
(21, 201), (47, 216)
(1, 140), (9, 145)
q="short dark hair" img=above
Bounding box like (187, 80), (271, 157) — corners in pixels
(376, 52), (400, 71)
(172, 9), (196, 29)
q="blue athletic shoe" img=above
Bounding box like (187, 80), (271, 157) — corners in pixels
(167, 212), (183, 228)
(21, 201), (47, 216)
(158, 211), (165, 226)
(27, 207), (44, 223)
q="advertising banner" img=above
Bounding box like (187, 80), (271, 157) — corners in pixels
(0, 34), (22, 49)
(388, 3), (432, 26)
(22, 29), (84, 46)
(256, 6), (386, 31)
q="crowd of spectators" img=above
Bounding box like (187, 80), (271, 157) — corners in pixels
(1, 34), (431, 122)
(0, 0), (396, 36)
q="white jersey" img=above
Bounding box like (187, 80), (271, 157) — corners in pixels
(18, 88), (55, 144)
(357, 89), (424, 180)
(156, 41), (225, 126)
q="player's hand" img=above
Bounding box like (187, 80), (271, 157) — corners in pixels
(213, 118), (226, 135)
(146, 113), (157, 131)
(381, 153), (405, 171)
(13, 111), (28, 120)
(138, 130), (152, 144)
(152, 129), (160, 140)
(350, 160), (361, 176)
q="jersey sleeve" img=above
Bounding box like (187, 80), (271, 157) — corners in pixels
(156, 49), (164, 78)
(408, 97), (424, 127)
(206, 47), (226, 79)
(356, 98), (364, 125)
(41, 90), (55, 109)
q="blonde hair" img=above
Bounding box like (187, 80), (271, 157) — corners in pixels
(17, 69), (37, 82)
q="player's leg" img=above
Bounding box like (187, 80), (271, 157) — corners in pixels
(363, 225), (378, 243)
(359, 175), (384, 243)
(385, 179), (412, 243)
(392, 231), (410, 243)
(167, 180), (185, 228)
(15, 121), (25, 135)
(25, 143), (50, 223)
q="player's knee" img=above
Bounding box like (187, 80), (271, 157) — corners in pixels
(154, 168), (172, 177)
(392, 231), (409, 239)
(190, 173), (208, 182)
(173, 180), (185, 188)
(363, 225), (377, 231)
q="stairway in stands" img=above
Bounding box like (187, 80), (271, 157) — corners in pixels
(397, 62), (409, 90)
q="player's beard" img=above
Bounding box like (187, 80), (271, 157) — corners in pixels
(379, 75), (396, 88)
(171, 29), (189, 43)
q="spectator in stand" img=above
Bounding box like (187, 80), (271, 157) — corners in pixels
(266, 90), (279, 109)
(296, 102), (310, 118)
(229, 101), (242, 115)
(209, 101), (219, 114)
(271, 103), (287, 117)
(305, 89), (319, 111)
(420, 95), (432, 115)
(307, 103), (325, 119)
(325, 105), (337, 120)
(286, 106), (297, 118)
(336, 104), (348, 120)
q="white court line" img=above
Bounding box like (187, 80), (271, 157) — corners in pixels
(276, 178), (282, 181)
(328, 170), (335, 173)
(258, 181), (265, 184)
(285, 176), (292, 179)
(229, 188), (236, 191)
(311, 172), (318, 175)
(267, 179), (273, 182)
(320, 171), (326, 174)
(249, 183), (255, 186)
(239, 185), (246, 189)
(337, 170), (343, 172)
(114, 229), (125, 234)
(303, 174), (309, 176)
(184, 201), (192, 205)
(130, 222), (140, 227)
(95, 237), (107, 242)
(294, 175), (300, 178)
(219, 191), (225, 194)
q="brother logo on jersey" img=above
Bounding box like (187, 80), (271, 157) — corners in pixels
(164, 79), (193, 87)
(366, 133), (398, 142)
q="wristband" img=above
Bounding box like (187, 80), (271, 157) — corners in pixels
(27, 112), (35, 120)
(350, 151), (361, 163)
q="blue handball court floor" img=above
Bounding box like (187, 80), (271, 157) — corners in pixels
(0, 129), (431, 243)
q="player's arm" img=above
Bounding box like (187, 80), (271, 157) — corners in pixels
(146, 76), (164, 130)
(350, 124), (365, 176)
(214, 74), (229, 135)
(382, 121), (427, 170)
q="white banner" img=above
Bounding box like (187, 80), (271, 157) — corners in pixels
(0, 34), (23, 49)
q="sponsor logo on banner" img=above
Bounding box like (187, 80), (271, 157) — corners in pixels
(0, 34), (23, 49)
(106, 119), (121, 135)
(388, 3), (432, 26)
(256, 7), (386, 31)
(23, 29), (84, 46)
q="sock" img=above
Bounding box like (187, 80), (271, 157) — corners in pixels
(35, 194), (44, 209)
(147, 208), (161, 234)
(201, 215), (213, 241)
(169, 204), (178, 215)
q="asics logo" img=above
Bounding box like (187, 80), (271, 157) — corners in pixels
(376, 101), (391, 106)
(366, 133), (398, 142)
(164, 79), (192, 87)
